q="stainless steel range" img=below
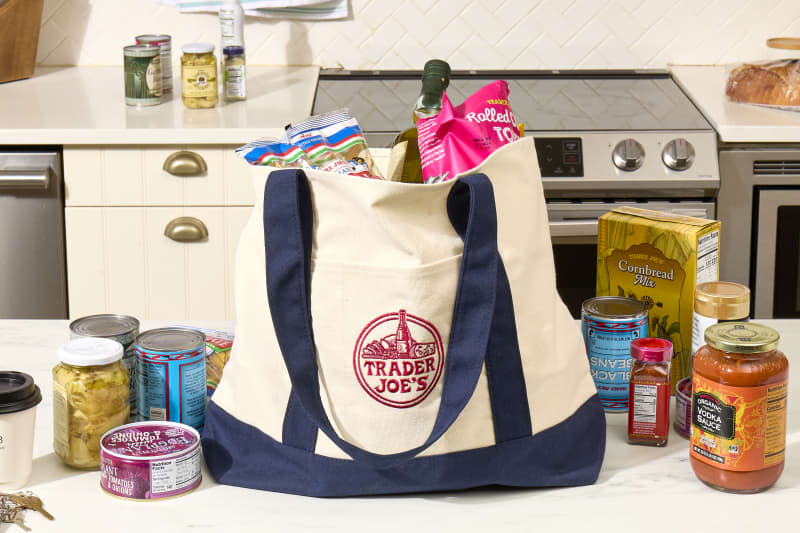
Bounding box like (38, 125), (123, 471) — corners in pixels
(312, 70), (720, 316)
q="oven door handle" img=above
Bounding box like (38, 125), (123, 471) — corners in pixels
(548, 219), (599, 237)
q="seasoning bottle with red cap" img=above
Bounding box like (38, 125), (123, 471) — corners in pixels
(627, 337), (673, 446)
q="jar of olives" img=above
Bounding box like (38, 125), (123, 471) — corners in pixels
(181, 43), (218, 109)
(52, 338), (129, 469)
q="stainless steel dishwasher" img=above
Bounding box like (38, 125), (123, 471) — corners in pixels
(0, 149), (67, 318)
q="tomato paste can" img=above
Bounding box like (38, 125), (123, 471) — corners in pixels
(100, 421), (201, 500)
(582, 296), (648, 412)
(674, 376), (692, 438)
(70, 314), (140, 421)
(135, 328), (206, 430)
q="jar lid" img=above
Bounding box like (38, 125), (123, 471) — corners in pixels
(223, 45), (244, 57)
(630, 337), (673, 362)
(694, 281), (750, 319)
(182, 42), (214, 54)
(0, 371), (42, 414)
(58, 337), (124, 366)
(704, 322), (779, 353)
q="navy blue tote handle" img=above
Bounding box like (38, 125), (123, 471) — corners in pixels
(264, 170), (526, 469)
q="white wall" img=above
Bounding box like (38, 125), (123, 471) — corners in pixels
(37, 0), (800, 68)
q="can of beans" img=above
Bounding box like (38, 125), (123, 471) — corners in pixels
(100, 421), (201, 500)
(70, 314), (140, 421)
(582, 296), (648, 412)
(135, 34), (172, 94)
(135, 328), (206, 430)
(124, 44), (162, 106)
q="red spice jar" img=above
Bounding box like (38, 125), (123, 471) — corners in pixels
(691, 322), (788, 493)
(628, 338), (673, 446)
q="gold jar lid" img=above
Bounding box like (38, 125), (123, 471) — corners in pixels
(704, 322), (779, 353)
(694, 281), (750, 320)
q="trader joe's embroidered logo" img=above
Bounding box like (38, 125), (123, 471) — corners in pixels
(353, 310), (444, 408)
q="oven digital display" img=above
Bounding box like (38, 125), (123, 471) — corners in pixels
(534, 137), (583, 177)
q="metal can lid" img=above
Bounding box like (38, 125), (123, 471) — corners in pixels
(704, 322), (779, 353)
(135, 327), (205, 353)
(124, 44), (160, 57)
(135, 34), (171, 44)
(582, 296), (648, 320)
(101, 421), (200, 461)
(182, 42), (214, 54)
(58, 337), (124, 366)
(694, 281), (750, 320)
(70, 314), (139, 338)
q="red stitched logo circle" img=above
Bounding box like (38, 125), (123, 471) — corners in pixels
(353, 309), (444, 409)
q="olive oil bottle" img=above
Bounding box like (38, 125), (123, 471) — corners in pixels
(393, 59), (451, 183)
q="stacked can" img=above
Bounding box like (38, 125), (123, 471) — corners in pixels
(135, 34), (173, 94)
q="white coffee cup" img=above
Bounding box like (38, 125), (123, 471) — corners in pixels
(0, 371), (42, 490)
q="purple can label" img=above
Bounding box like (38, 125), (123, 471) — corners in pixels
(100, 422), (201, 500)
(674, 377), (692, 438)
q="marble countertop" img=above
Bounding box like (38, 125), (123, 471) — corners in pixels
(0, 66), (319, 145)
(2, 319), (799, 532)
(672, 65), (800, 143)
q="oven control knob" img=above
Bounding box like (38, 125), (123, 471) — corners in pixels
(612, 139), (645, 171)
(662, 138), (695, 171)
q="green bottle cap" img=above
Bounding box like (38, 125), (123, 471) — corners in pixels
(421, 59), (451, 92)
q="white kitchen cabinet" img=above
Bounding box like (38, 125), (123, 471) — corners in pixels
(64, 145), (261, 320)
(65, 206), (250, 320)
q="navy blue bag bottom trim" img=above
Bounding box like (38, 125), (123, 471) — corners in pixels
(201, 395), (606, 497)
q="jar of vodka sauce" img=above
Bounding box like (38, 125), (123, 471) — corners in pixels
(690, 322), (788, 493)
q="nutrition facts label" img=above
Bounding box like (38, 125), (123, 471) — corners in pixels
(149, 446), (202, 495)
(696, 229), (719, 284)
(633, 384), (658, 424)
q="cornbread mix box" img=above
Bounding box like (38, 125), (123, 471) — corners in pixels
(596, 207), (720, 390)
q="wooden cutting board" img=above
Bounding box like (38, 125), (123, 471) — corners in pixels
(0, 0), (45, 84)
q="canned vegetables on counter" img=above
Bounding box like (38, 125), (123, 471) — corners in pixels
(582, 296), (648, 412)
(70, 314), (140, 421)
(135, 328), (206, 430)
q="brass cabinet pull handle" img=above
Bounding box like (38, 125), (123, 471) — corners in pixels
(163, 151), (208, 176)
(164, 217), (209, 242)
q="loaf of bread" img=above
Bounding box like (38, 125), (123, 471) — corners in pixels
(726, 60), (800, 106)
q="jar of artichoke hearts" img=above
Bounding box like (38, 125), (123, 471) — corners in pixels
(52, 338), (130, 469)
(181, 43), (218, 108)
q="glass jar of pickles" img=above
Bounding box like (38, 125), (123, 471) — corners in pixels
(181, 43), (218, 109)
(52, 338), (130, 469)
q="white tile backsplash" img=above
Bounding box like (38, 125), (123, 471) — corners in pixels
(36, 0), (800, 68)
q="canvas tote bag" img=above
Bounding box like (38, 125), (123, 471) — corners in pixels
(202, 137), (606, 496)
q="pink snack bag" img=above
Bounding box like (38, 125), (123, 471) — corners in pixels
(418, 80), (521, 183)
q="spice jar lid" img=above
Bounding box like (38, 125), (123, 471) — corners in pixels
(182, 42), (214, 54)
(58, 337), (124, 366)
(704, 322), (779, 353)
(694, 281), (750, 319)
(630, 337), (673, 362)
(0, 371), (42, 414)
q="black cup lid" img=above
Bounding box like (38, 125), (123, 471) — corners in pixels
(0, 371), (42, 414)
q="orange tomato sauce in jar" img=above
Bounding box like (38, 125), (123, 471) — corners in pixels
(690, 322), (788, 493)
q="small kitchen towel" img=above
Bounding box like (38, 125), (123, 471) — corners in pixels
(162, 0), (348, 20)
(202, 137), (606, 497)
